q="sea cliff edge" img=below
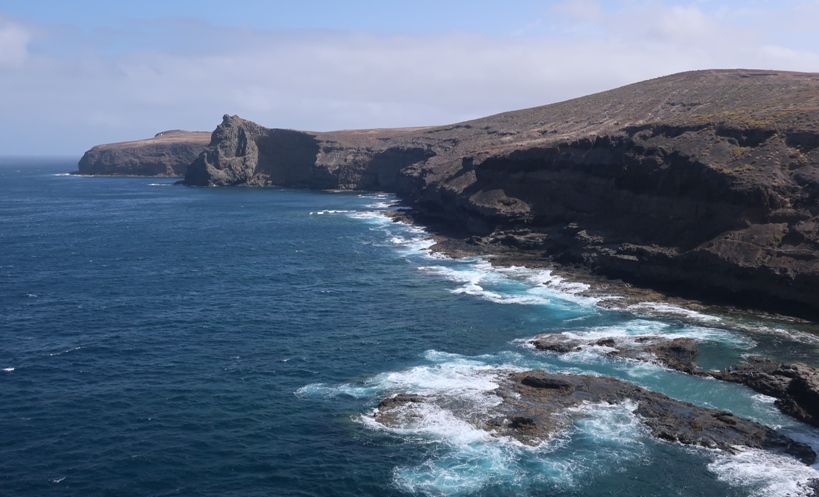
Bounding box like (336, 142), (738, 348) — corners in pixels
(80, 69), (819, 319)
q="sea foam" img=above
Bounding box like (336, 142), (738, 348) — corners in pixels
(708, 447), (819, 497)
(418, 261), (598, 310)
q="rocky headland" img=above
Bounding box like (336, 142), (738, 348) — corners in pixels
(79, 69), (819, 319)
(182, 69), (819, 319)
(77, 130), (210, 176)
(77, 69), (819, 475)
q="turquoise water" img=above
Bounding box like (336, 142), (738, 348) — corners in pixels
(2, 159), (819, 496)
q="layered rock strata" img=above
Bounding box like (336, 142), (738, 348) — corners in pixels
(78, 130), (210, 176)
(179, 70), (819, 318)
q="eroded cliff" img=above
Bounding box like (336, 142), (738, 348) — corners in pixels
(78, 130), (211, 176)
(181, 70), (819, 317)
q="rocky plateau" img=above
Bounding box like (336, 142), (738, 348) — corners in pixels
(77, 130), (210, 176)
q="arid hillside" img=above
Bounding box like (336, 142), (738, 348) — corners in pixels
(81, 70), (819, 317)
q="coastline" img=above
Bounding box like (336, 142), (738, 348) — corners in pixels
(385, 208), (819, 337)
(69, 172), (183, 178)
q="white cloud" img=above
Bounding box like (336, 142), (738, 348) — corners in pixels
(2, 2), (819, 156)
(0, 16), (30, 68)
(649, 5), (716, 43)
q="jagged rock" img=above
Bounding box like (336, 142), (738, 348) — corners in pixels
(713, 357), (819, 426)
(800, 478), (819, 497)
(520, 375), (575, 390)
(377, 393), (424, 410)
(531, 334), (699, 373)
(77, 130), (210, 176)
(371, 370), (816, 464)
(533, 334), (819, 426)
(643, 338), (700, 374)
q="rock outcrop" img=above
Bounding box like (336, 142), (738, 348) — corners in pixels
(712, 357), (819, 426)
(371, 370), (816, 464)
(179, 70), (819, 318)
(531, 333), (819, 426)
(531, 334), (701, 374)
(78, 130), (210, 176)
(73, 69), (818, 317)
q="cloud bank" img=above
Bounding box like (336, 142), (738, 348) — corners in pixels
(2, 1), (819, 156)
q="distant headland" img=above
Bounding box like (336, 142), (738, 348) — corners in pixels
(77, 130), (210, 176)
(77, 69), (819, 319)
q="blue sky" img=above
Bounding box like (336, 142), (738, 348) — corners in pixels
(2, 1), (819, 156)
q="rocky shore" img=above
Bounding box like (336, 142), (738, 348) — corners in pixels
(531, 333), (819, 426)
(74, 69), (819, 478)
(373, 332), (819, 466)
(371, 370), (816, 464)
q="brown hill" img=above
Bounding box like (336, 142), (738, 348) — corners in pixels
(84, 69), (819, 318)
(181, 69), (819, 317)
(77, 130), (211, 176)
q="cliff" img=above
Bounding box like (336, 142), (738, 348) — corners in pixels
(77, 130), (211, 176)
(182, 70), (819, 318)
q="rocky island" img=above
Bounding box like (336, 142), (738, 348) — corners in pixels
(79, 69), (819, 319)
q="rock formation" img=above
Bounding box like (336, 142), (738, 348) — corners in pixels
(77, 130), (210, 176)
(371, 370), (816, 464)
(531, 334), (701, 374)
(179, 70), (819, 318)
(80, 69), (819, 318)
(712, 357), (819, 426)
(531, 333), (819, 426)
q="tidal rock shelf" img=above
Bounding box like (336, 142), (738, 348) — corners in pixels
(531, 333), (819, 426)
(371, 370), (816, 465)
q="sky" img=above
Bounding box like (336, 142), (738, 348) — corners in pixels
(2, 1), (819, 156)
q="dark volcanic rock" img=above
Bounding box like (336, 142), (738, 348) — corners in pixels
(371, 370), (816, 464)
(533, 333), (819, 426)
(713, 357), (819, 427)
(801, 478), (819, 497)
(531, 333), (700, 373)
(185, 114), (437, 189)
(78, 130), (210, 176)
(177, 70), (819, 319)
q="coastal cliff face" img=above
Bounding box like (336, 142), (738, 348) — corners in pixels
(182, 70), (819, 317)
(78, 130), (210, 176)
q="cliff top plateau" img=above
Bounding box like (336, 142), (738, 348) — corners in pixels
(77, 130), (211, 176)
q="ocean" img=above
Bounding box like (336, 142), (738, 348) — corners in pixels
(2, 158), (819, 496)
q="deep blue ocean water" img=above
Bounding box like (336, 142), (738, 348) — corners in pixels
(2, 158), (819, 496)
